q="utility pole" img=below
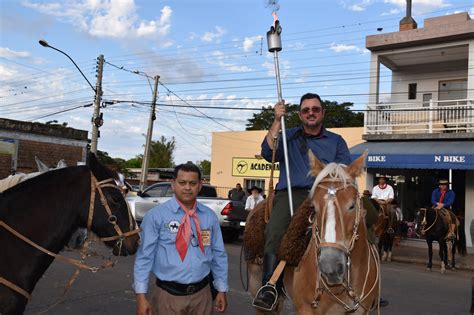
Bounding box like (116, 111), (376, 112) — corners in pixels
(90, 55), (104, 154)
(139, 75), (160, 191)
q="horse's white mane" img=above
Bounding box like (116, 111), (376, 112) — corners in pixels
(309, 162), (354, 198)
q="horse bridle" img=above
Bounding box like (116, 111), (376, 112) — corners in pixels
(309, 178), (380, 313)
(0, 172), (141, 300)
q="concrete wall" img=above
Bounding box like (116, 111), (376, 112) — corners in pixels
(390, 68), (467, 103)
(465, 170), (474, 247)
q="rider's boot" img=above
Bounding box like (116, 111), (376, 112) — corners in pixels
(253, 254), (281, 311)
(447, 224), (456, 240)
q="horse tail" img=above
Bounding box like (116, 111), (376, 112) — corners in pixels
(456, 217), (467, 256)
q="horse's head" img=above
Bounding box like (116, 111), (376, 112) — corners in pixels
(308, 150), (367, 285)
(87, 153), (140, 256)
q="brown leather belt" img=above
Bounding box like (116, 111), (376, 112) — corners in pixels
(156, 277), (208, 296)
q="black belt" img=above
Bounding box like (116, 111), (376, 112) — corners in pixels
(156, 277), (209, 296)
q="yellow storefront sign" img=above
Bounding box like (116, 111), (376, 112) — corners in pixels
(232, 157), (280, 178)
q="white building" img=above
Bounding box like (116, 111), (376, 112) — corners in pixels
(350, 12), (474, 247)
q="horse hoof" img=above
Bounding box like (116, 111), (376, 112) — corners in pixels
(441, 269), (446, 274)
(426, 267), (431, 271)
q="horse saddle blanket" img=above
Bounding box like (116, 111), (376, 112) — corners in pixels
(439, 208), (457, 225)
(243, 199), (314, 266)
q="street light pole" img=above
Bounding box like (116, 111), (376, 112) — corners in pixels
(39, 40), (104, 154)
(38, 40), (96, 93)
(139, 75), (160, 191)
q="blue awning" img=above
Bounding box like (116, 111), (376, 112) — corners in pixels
(350, 141), (474, 170)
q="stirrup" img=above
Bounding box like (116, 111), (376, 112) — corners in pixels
(252, 282), (279, 312)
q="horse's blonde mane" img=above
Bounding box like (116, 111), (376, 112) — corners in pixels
(309, 162), (354, 198)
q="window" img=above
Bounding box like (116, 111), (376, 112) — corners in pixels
(244, 179), (265, 192)
(143, 183), (168, 197)
(408, 83), (417, 100)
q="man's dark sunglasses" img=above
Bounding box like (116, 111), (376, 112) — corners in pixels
(300, 106), (323, 114)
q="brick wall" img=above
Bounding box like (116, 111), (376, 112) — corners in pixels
(16, 139), (84, 173)
(0, 154), (12, 178)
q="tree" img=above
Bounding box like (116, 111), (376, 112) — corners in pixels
(245, 100), (363, 130)
(197, 160), (211, 176)
(148, 135), (176, 168)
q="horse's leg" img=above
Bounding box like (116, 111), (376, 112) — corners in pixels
(439, 240), (447, 274)
(451, 239), (456, 269)
(378, 235), (386, 261)
(427, 238), (433, 271)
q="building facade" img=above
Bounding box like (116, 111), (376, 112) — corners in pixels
(0, 118), (88, 178)
(350, 12), (474, 247)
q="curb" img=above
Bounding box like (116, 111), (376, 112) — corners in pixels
(390, 255), (474, 272)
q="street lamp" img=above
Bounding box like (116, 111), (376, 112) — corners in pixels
(38, 39), (95, 92)
(39, 39), (104, 154)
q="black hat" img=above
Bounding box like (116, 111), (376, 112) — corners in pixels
(247, 186), (263, 194)
(376, 175), (388, 180)
(438, 179), (449, 185)
(362, 189), (371, 196)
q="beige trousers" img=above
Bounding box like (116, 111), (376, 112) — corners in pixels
(150, 284), (213, 315)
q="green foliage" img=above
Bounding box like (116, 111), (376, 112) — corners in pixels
(245, 100), (363, 130)
(196, 160), (211, 175)
(148, 135), (176, 168)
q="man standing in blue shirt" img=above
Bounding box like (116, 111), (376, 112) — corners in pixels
(134, 163), (228, 315)
(253, 93), (351, 311)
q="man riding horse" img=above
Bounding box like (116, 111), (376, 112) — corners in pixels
(431, 179), (456, 240)
(252, 93), (351, 311)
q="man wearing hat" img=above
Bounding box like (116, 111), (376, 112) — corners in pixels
(371, 175), (394, 206)
(431, 179), (456, 239)
(245, 186), (264, 212)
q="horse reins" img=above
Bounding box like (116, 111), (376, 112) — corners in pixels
(309, 178), (381, 313)
(419, 207), (438, 235)
(0, 172), (140, 301)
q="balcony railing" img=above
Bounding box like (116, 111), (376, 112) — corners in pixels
(364, 99), (474, 135)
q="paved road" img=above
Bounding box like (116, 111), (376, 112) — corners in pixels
(25, 240), (473, 315)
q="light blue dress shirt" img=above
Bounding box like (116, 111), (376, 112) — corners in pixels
(133, 197), (228, 294)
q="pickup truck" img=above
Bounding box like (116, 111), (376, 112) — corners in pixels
(125, 182), (245, 242)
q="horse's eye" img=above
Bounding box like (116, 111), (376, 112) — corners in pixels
(348, 202), (356, 211)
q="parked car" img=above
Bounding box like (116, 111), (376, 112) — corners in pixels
(126, 182), (244, 242)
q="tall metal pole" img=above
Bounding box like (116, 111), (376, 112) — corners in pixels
(267, 19), (294, 217)
(90, 55), (104, 154)
(139, 75), (160, 191)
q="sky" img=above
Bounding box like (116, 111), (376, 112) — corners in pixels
(1, 0), (473, 165)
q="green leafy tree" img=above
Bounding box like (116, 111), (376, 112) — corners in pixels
(245, 100), (363, 130)
(197, 160), (211, 176)
(125, 156), (143, 168)
(148, 136), (176, 168)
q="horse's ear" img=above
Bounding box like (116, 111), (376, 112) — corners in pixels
(57, 159), (68, 169)
(35, 156), (49, 173)
(308, 149), (324, 177)
(346, 150), (367, 178)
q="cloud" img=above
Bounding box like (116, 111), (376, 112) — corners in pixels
(329, 42), (362, 53)
(207, 51), (253, 73)
(242, 35), (262, 52)
(381, 8), (400, 16)
(384, 0), (451, 14)
(341, 0), (374, 12)
(22, 0), (172, 39)
(201, 26), (226, 43)
(0, 47), (30, 59)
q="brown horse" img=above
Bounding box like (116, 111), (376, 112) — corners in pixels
(246, 151), (380, 314)
(373, 203), (398, 261)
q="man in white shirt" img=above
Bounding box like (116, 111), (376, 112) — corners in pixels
(371, 175), (394, 206)
(245, 186), (264, 211)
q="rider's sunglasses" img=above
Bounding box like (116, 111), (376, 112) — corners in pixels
(300, 106), (323, 115)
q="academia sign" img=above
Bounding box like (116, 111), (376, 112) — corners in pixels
(232, 157), (280, 177)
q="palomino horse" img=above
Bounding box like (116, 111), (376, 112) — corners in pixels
(373, 203), (398, 261)
(0, 153), (140, 314)
(246, 151), (380, 314)
(415, 207), (465, 273)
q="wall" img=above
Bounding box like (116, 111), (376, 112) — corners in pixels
(465, 170), (474, 247)
(211, 127), (365, 197)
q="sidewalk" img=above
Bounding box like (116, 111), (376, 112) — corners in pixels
(388, 238), (474, 272)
